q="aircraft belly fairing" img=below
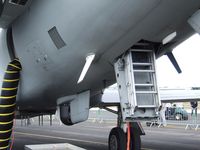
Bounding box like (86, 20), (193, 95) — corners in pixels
(0, 0), (199, 111)
(11, 0), (160, 108)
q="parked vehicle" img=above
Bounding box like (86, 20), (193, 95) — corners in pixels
(165, 107), (188, 120)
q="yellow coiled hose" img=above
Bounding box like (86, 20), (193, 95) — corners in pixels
(0, 58), (21, 150)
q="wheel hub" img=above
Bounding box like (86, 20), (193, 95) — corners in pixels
(110, 135), (118, 150)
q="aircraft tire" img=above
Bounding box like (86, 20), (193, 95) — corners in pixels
(129, 127), (141, 150)
(108, 127), (126, 150)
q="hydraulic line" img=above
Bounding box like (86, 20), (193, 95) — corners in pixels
(0, 59), (21, 150)
(127, 122), (131, 150)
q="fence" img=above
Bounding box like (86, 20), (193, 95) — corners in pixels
(89, 108), (200, 131)
(16, 108), (200, 131)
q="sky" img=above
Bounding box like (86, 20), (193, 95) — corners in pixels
(157, 34), (200, 88)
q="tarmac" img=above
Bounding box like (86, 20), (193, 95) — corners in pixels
(12, 119), (200, 150)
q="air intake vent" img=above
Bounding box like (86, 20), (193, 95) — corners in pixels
(9, 0), (28, 5)
(48, 26), (66, 49)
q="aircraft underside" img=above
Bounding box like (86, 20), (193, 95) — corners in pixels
(0, 0), (200, 149)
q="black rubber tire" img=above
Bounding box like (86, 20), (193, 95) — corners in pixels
(108, 127), (126, 150)
(129, 127), (141, 150)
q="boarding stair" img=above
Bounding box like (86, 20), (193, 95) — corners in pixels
(114, 48), (161, 121)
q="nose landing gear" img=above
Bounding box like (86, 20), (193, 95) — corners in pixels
(108, 122), (143, 150)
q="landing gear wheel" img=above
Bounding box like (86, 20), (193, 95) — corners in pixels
(108, 126), (141, 150)
(129, 127), (141, 150)
(109, 127), (126, 150)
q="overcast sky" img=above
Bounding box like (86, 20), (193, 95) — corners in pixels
(157, 34), (200, 88)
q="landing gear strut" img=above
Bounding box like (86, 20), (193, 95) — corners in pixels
(109, 125), (142, 150)
(108, 107), (144, 150)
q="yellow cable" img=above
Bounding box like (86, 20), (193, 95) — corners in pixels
(0, 145), (9, 150)
(0, 120), (13, 125)
(1, 87), (17, 91)
(0, 138), (10, 142)
(3, 79), (19, 82)
(0, 95), (16, 99)
(5, 70), (18, 74)
(0, 103), (15, 108)
(0, 129), (12, 133)
(0, 112), (14, 116)
(8, 64), (21, 70)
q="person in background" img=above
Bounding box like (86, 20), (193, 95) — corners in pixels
(190, 101), (198, 117)
(159, 103), (167, 127)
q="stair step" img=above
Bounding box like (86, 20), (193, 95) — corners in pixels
(130, 49), (153, 52)
(133, 63), (152, 66)
(135, 84), (154, 87)
(136, 91), (157, 94)
(137, 105), (157, 108)
(134, 70), (155, 73)
(133, 43), (150, 46)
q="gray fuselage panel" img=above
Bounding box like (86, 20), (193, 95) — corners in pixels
(8, 0), (200, 111)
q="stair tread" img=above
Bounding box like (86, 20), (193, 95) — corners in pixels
(137, 105), (157, 108)
(130, 49), (153, 52)
(134, 69), (155, 73)
(135, 84), (154, 86)
(136, 91), (157, 94)
(133, 63), (152, 66)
